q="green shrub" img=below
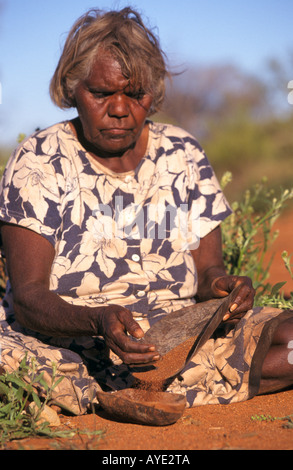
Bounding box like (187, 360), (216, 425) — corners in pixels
(221, 172), (293, 308)
(0, 356), (77, 447)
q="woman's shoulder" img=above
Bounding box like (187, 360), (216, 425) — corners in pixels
(14, 121), (75, 157)
(148, 121), (206, 167)
(149, 120), (203, 149)
(2, 121), (78, 184)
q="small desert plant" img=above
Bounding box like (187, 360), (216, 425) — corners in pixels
(0, 356), (74, 447)
(251, 413), (293, 428)
(220, 172), (293, 308)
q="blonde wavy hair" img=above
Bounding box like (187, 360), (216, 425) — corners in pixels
(49, 7), (169, 115)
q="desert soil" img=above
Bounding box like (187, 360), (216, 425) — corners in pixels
(3, 213), (293, 451)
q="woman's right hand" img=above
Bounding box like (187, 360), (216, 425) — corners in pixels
(97, 305), (160, 364)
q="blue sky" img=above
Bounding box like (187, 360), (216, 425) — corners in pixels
(0, 0), (293, 146)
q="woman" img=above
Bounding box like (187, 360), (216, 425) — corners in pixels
(0, 8), (292, 415)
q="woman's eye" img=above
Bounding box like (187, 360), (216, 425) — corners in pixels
(87, 88), (145, 101)
(88, 89), (112, 98)
(127, 91), (145, 100)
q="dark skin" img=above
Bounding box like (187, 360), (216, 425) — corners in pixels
(2, 52), (293, 394)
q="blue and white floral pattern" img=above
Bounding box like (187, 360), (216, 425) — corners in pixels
(0, 120), (232, 325)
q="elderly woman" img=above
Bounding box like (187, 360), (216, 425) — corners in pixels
(0, 8), (292, 415)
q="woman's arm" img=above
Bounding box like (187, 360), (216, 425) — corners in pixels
(191, 226), (255, 319)
(1, 224), (158, 363)
(1, 223), (103, 336)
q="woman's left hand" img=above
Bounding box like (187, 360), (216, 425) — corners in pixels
(211, 275), (255, 323)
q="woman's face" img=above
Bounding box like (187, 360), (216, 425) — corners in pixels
(73, 53), (153, 158)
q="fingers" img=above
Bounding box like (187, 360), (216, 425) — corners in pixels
(223, 280), (255, 321)
(211, 277), (231, 297)
(211, 275), (255, 322)
(100, 306), (160, 364)
(108, 329), (160, 364)
(212, 275), (251, 296)
(120, 313), (145, 340)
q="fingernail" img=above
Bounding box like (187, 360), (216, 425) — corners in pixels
(229, 303), (238, 312)
(148, 346), (155, 351)
(153, 355), (160, 361)
(223, 314), (229, 321)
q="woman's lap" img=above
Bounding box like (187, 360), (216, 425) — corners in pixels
(0, 306), (292, 415)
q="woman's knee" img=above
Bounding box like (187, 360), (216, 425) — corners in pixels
(271, 317), (293, 345)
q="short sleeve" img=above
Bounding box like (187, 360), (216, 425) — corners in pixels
(183, 134), (232, 240)
(0, 134), (62, 247)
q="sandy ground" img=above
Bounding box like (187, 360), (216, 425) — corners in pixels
(264, 211), (293, 297)
(4, 388), (293, 451)
(3, 213), (293, 451)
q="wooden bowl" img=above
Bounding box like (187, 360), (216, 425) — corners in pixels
(97, 388), (186, 426)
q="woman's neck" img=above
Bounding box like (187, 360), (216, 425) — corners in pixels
(69, 117), (150, 173)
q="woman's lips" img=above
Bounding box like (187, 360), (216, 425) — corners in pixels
(103, 128), (131, 136)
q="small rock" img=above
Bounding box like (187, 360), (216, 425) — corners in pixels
(29, 402), (61, 427)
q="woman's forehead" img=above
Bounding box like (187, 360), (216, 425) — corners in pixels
(85, 52), (146, 93)
(86, 54), (127, 85)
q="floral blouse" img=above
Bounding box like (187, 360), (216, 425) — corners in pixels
(0, 120), (232, 326)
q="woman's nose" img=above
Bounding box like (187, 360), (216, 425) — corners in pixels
(108, 94), (129, 118)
